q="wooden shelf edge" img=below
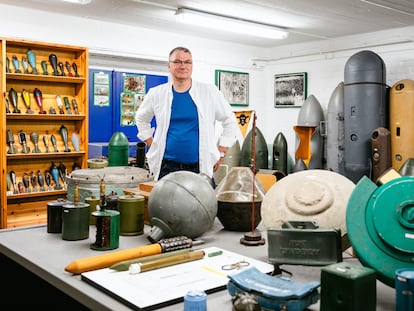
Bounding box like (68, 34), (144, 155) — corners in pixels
(7, 151), (85, 160)
(7, 189), (67, 201)
(6, 113), (86, 121)
(6, 72), (86, 83)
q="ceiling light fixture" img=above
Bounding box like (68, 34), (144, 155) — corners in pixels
(62, 0), (92, 4)
(175, 8), (288, 40)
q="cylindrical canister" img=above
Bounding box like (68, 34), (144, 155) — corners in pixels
(90, 209), (120, 251)
(395, 268), (414, 311)
(184, 290), (207, 311)
(85, 195), (100, 225)
(47, 198), (71, 233)
(62, 202), (90, 241)
(108, 131), (129, 166)
(136, 142), (146, 168)
(118, 194), (145, 236)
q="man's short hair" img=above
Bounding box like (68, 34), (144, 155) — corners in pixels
(169, 47), (192, 60)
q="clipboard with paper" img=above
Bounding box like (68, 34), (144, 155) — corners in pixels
(81, 246), (274, 310)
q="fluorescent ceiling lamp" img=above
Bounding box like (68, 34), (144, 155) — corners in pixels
(62, 0), (92, 4)
(175, 8), (288, 40)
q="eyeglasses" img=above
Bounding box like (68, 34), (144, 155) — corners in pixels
(170, 60), (193, 66)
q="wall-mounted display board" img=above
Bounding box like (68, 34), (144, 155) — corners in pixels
(88, 69), (167, 146)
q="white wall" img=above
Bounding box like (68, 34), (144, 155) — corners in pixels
(2, 4), (414, 165)
(257, 27), (414, 157)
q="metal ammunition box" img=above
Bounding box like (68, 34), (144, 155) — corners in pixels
(267, 221), (342, 266)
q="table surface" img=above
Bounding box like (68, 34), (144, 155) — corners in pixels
(0, 220), (396, 310)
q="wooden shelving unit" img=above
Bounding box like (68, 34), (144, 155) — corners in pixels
(0, 38), (89, 228)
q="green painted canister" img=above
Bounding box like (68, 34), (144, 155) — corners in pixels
(90, 209), (120, 251)
(62, 202), (90, 241)
(118, 194), (145, 236)
(85, 196), (101, 225)
(108, 131), (129, 166)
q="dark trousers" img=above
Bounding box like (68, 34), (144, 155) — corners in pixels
(159, 158), (200, 180)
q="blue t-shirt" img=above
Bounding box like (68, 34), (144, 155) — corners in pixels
(164, 87), (199, 164)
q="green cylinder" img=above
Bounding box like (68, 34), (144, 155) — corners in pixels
(118, 194), (145, 236)
(85, 196), (100, 225)
(90, 209), (120, 251)
(62, 202), (90, 241)
(108, 131), (129, 166)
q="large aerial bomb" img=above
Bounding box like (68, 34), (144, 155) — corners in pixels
(343, 50), (388, 183)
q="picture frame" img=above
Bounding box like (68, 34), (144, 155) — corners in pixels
(122, 73), (146, 93)
(274, 72), (307, 108)
(215, 70), (249, 106)
(93, 71), (110, 106)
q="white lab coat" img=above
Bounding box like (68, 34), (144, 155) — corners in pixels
(136, 80), (238, 181)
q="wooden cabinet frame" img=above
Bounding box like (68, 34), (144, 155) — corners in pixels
(0, 38), (89, 228)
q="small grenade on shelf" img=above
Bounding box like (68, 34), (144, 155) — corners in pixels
(43, 135), (50, 153)
(45, 170), (53, 191)
(60, 124), (71, 152)
(49, 53), (59, 76)
(71, 132), (80, 152)
(30, 132), (42, 153)
(22, 89), (34, 114)
(56, 95), (65, 114)
(49, 104), (57, 114)
(72, 62), (80, 77)
(71, 98), (79, 114)
(18, 130), (30, 154)
(22, 173), (31, 193)
(63, 96), (72, 114)
(6, 129), (17, 154)
(41, 60), (48, 75)
(65, 61), (74, 77)
(58, 62), (65, 76)
(27, 49), (38, 74)
(12, 55), (21, 73)
(6, 172), (11, 193)
(34, 88), (47, 114)
(50, 162), (62, 190)
(37, 170), (45, 191)
(58, 162), (67, 189)
(31, 171), (39, 192)
(10, 170), (18, 194)
(8, 88), (21, 113)
(4, 92), (11, 114)
(51, 134), (59, 152)
(18, 181), (25, 194)
(21, 56), (29, 74)
(6, 56), (11, 73)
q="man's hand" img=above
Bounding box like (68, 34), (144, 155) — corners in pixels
(145, 137), (153, 148)
(213, 157), (224, 172)
(214, 146), (228, 172)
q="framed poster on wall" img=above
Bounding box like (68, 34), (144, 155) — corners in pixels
(274, 72), (307, 108)
(215, 70), (249, 106)
(93, 72), (110, 106)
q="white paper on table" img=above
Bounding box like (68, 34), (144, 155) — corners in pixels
(81, 246), (274, 310)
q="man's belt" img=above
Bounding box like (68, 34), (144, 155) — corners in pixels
(162, 159), (199, 170)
